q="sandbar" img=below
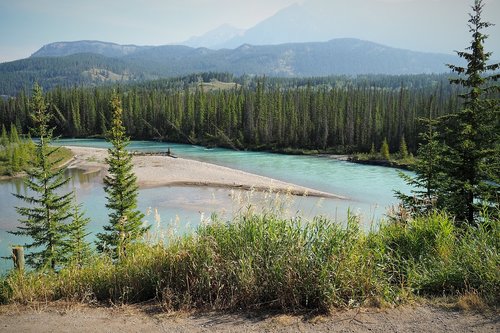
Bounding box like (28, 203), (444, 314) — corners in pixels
(65, 146), (345, 199)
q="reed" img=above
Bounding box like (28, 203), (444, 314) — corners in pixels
(1, 211), (498, 310)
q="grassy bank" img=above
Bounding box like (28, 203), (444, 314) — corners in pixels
(349, 152), (415, 170)
(0, 145), (73, 177)
(1, 212), (498, 310)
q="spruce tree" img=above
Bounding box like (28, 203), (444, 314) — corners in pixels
(380, 138), (390, 160)
(442, 0), (499, 224)
(369, 142), (377, 158)
(1, 124), (8, 147)
(65, 199), (92, 267)
(10, 83), (73, 270)
(399, 136), (409, 160)
(96, 91), (147, 259)
(396, 99), (445, 214)
(9, 124), (19, 144)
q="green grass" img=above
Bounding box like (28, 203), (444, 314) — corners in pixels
(351, 152), (416, 169)
(0, 145), (73, 176)
(0, 212), (498, 310)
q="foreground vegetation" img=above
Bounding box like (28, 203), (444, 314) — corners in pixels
(0, 0), (497, 314)
(0, 212), (498, 309)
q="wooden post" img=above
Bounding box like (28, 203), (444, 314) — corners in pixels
(12, 246), (25, 271)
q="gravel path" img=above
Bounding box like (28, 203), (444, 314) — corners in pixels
(0, 303), (497, 333)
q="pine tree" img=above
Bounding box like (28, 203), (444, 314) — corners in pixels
(96, 91), (147, 259)
(9, 124), (19, 144)
(65, 199), (92, 267)
(10, 83), (73, 270)
(369, 142), (377, 158)
(0, 124), (8, 147)
(380, 138), (390, 160)
(396, 99), (444, 214)
(399, 135), (409, 159)
(441, 0), (499, 224)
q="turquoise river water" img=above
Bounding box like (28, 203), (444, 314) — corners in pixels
(0, 139), (413, 272)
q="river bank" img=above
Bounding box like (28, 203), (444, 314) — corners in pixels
(65, 146), (344, 199)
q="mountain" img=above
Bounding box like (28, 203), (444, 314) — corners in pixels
(216, 0), (500, 56)
(183, 24), (245, 49)
(221, 3), (324, 49)
(0, 38), (458, 95)
(31, 40), (153, 58)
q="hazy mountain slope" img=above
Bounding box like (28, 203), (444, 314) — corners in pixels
(183, 24), (245, 49)
(0, 39), (457, 95)
(0, 53), (151, 94)
(217, 0), (500, 56)
(120, 38), (456, 76)
(31, 40), (153, 58)
(221, 3), (324, 49)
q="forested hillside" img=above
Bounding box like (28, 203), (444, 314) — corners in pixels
(0, 39), (458, 96)
(0, 73), (462, 154)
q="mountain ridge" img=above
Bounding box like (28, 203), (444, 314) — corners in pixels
(31, 40), (154, 58)
(0, 38), (459, 95)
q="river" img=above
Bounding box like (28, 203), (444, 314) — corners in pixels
(0, 139), (413, 272)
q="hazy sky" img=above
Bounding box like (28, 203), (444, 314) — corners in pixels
(1, 0), (499, 63)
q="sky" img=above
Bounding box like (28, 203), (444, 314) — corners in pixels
(1, 0), (499, 63)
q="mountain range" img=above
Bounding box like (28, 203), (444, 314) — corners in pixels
(0, 38), (458, 96)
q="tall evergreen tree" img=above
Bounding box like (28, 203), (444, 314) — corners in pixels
(10, 83), (73, 270)
(96, 91), (147, 259)
(442, 0), (499, 224)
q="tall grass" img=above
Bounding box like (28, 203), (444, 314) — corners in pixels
(1, 211), (498, 310)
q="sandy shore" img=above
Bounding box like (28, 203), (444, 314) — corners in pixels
(65, 146), (345, 199)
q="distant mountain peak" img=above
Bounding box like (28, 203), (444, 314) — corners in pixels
(183, 24), (245, 49)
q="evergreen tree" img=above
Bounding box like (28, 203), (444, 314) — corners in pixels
(1, 124), (8, 147)
(96, 91), (147, 259)
(399, 136), (409, 159)
(9, 124), (19, 144)
(10, 83), (73, 270)
(369, 142), (377, 158)
(441, 0), (499, 224)
(65, 199), (92, 267)
(380, 138), (390, 160)
(396, 99), (444, 214)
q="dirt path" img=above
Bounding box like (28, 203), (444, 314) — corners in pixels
(0, 303), (497, 333)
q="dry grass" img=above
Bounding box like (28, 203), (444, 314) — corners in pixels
(1, 212), (498, 312)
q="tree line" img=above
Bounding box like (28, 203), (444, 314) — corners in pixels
(0, 74), (463, 155)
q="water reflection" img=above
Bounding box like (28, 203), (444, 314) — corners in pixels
(0, 169), (104, 273)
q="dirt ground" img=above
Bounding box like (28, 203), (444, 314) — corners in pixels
(0, 302), (498, 333)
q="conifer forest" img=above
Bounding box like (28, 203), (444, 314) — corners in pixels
(0, 74), (466, 154)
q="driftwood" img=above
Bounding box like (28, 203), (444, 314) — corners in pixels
(130, 149), (177, 158)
